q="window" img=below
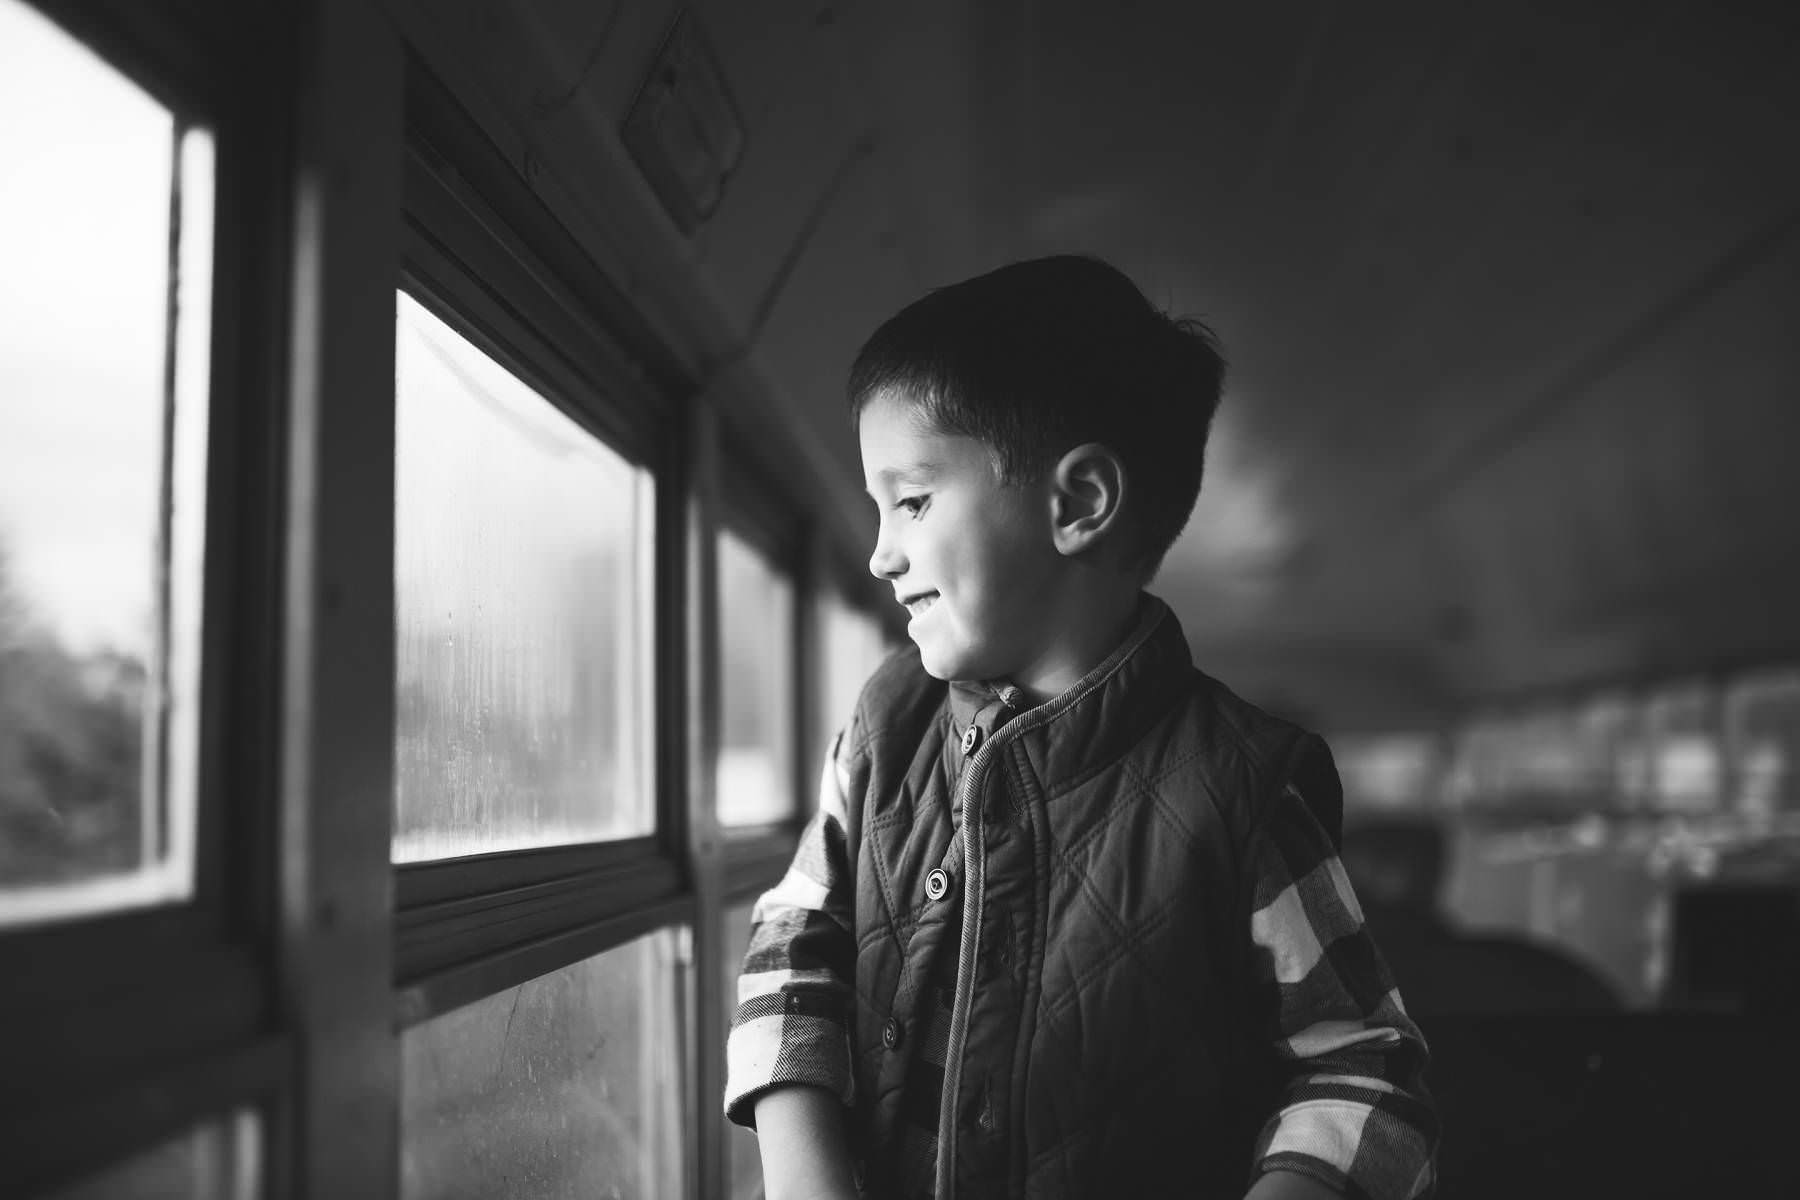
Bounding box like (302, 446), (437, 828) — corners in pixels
(716, 529), (796, 830)
(1723, 670), (1800, 817)
(817, 592), (891, 767)
(401, 929), (689, 1199)
(1644, 683), (1720, 813)
(1334, 734), (1445, 813)
(0, 0), (213, 927)
(393, 292), (656, 862)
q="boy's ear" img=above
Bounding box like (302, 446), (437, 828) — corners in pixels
(1049, 442), (1126, 557)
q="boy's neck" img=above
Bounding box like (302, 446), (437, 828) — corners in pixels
(1007, 586), (1148, 706)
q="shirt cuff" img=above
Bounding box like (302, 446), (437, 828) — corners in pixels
(723, 991), (854, 1128)
(1252, 1080), (1436, 1199)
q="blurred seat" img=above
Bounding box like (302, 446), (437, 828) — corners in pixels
(1426, 1013), (1792, 1197)
(1665, 882), (1800, 1014)
(1340, 815), (1621, 1016)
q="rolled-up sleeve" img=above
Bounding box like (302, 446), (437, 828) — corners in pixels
(723, 731), (859, 1128)
(1246, 783), (1439, 1198)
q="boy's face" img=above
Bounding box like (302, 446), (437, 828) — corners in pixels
(859, 389), (1063, 686)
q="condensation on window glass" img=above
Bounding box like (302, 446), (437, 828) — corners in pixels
(717, 531), (795, 829)
(401, 927), (689, 1200)
(0, 0), (213, 926)
(394, 292), (655, 861)
(46, 1110), (260, 1200)
(721, 901), (764, 1200)
(817, 593), (890, 771)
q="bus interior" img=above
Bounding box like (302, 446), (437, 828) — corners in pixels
(2, 0), (1798, 1196)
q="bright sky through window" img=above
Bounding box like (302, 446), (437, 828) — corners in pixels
(0, 0), (177, 656)
(0, 0), (213, 924)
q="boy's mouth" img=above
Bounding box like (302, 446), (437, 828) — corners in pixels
(901, 591), (939, 618)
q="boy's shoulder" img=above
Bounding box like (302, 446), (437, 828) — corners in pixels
(1181, 667), (1344, 848)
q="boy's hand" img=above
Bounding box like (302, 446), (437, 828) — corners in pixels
(753, 1085), (860, 1200)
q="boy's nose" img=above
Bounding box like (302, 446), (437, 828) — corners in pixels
(868, 528), (905, 580)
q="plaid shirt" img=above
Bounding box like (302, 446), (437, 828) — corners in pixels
(726, 709), (1437, 1198)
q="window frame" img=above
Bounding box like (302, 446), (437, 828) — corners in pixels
(0, 1), (297, 1191)
(390, 61), (697, 1031)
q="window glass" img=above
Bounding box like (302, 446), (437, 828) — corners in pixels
(722, 901), (763, 1200)
(1644, 683), (1720, 813)
(0, 0), (213, 925)
(46, 1110), (260, 1200)
(1334, 734), (1444, 814)
(818, 594), (890, 766)
(1724, 670), (1800, 817)
(716, 531), (795, 829)
(401, 928), (689, 1199)
(393, 292), (655, 861)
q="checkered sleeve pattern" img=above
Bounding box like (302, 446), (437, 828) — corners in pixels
(723, 731), (860, 1128)
(1246, 783), (1440, 1199)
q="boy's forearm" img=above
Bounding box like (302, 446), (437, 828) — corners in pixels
(753, 1084), (859, 1200)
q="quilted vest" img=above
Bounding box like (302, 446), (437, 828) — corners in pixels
(835, 596), (1343, 1199)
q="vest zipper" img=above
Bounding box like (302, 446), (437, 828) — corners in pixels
(933, 704), (1052, 1196)
(934, 728), (997, 1199)
(930, 603), (1170, 1197)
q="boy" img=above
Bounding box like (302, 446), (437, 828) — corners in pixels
(725, 256), (1437, 1199)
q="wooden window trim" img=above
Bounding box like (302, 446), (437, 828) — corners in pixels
(8, 1035), (287, 1198)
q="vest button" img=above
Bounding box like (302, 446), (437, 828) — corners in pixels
(960, 725), (981, 755)
(882, 1017), (905, 1050)
(926, 868), (952, 901)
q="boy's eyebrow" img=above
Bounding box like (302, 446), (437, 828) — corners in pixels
(867, 462), (942, 491)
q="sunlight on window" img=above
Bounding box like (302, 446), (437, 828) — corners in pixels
(0, 0), (213, 925)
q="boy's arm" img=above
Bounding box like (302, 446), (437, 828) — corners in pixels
(1242, 782), (1439, 1199)
(753, 1085), (858, 1200)
(724, 733), (860, 1190)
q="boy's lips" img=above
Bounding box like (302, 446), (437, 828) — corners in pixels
(899, 591), (939, 618)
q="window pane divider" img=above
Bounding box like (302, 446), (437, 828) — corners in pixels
(395, 891), (696, 1029)
(396, 848), (686, 990)
(396, 835), (664, 907)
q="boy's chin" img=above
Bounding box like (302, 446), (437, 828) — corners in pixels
(913, 639), (986, 684)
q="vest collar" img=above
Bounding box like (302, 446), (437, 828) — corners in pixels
(940, 594), (1191, 800)
(945, 680), (1024, 821)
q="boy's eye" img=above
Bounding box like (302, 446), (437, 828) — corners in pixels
(896, 495), (928, 517)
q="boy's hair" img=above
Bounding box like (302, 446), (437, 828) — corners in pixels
(847, 254), (1225, 574)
